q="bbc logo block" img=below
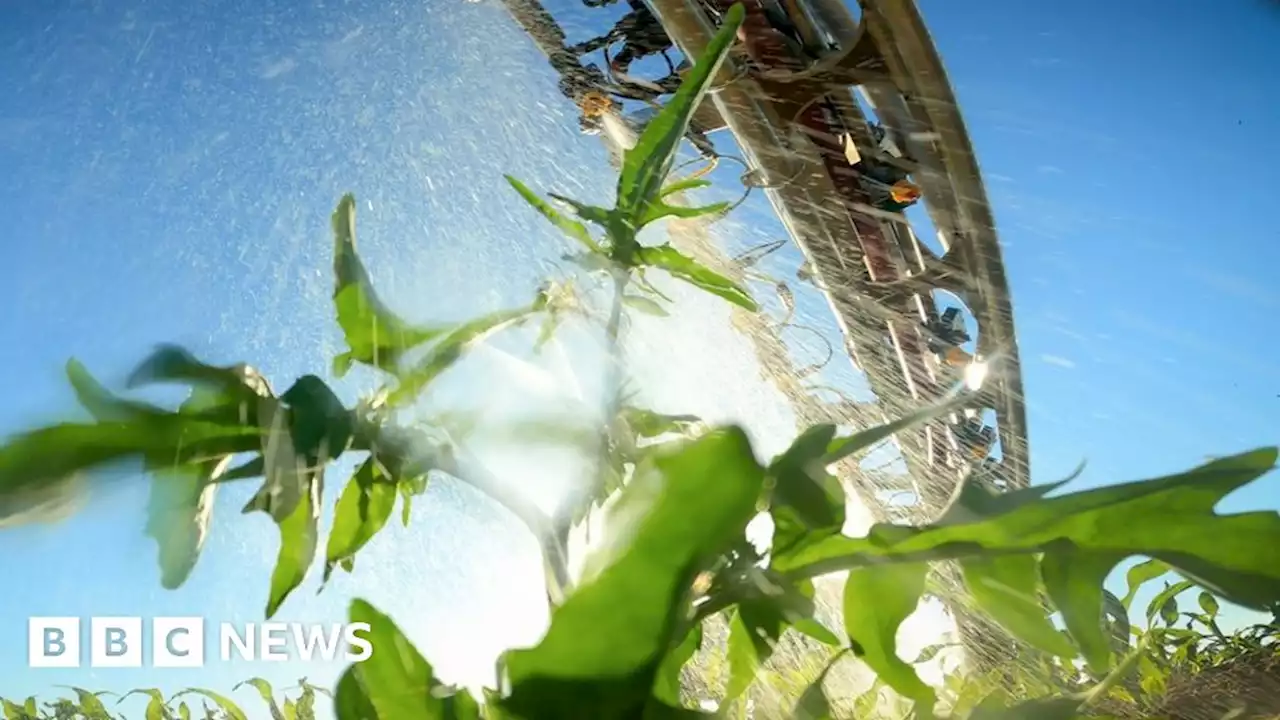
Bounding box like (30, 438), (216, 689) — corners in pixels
(91, 617), (142, 667)
(27, 618), (79, 668)
(29, 617), (205, 668)
(153, 617), (204, 668)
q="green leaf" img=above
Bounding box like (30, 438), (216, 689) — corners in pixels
(968, 692), (1081, 720)
(852, 680), (884, 719)
(734, 572), (841, 655)
(1158, 594), (1183, 626)
(659, 176), (713, 198)
(324, 458), (398, 581)
(0, 472), (84, 530)
(1120, 558), (1170, 610)
(823, 396), (966, 466)
(793, 617), (842, 647)
(641, 702), (718, 719)
(58, 689), (110, 719)
(170, 690), (247, 720)
(333, 599), (473, 719)
(974, 633), (1150, 719)
(842, 562), (935, 707)
(298, 677), (333, 699)
(547, 192), (614, 227)
(223, 456), (265, 481)
(792, 649), (847, 720)
(127, 344), (274, 407)
(910, 643), (952, 664)
(564, 249), (618, 275)
(775, 449), (1280, 614)
(505, 176), (602, 253)
(620, 408), (701, 439)
(265, 473), (321, 618)
(2, 697), (38, 720)
(388, 302), (544, 406)
(938, 473), (1075, 528)
(638, 200), (730, 228)
(243, 401), (309, 522)
(67, 356), (266, 446)
(503, 428), (765, 718)
(1101, 589), (1130, 649)
(622, 294), (670, 317)
(725, 601), (784, 700)
(768, 424), (846, 556)
(281, 375), (355, 462)
(441, 692), (482, 720)
(143, 390), (247, 593)
(1146, 580), (1194, 626)
(66, 358), (167, 421)
(146, 457), (226, 590)
(652, 623), (702, 706)
(633, 271), (674, 302)
(331, 193), (445, 376)
(1080, 634), (1150, 706)
(1040, 548), (1122, 673)
(398, 479), (416, 527)
(333, 670), (376, 720)
(1198, 590), (1219, 617)
(0, 415), (254, 528)
(615, 4), (744, 221)
(177, 701), (191, 720)
(961, 554), (1077, 658)
(634, 244), (756, 310)
(244, 375), (348, 523)
(232, 679), (283, 720)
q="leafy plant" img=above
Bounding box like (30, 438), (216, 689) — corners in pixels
(940, 562), (1279, 720)
(2, 679), (331, 720)
(1, 4), (1278, 719)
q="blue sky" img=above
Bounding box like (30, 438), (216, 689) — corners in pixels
(1, 0), (1277, 715)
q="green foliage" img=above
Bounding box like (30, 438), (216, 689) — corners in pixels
(847, 561), (936, 708)
(1, 6), (1278, 720)
(1040, 550), (1119, 673)
(943, 568), (1279, 720)
(612, 9), (735, 229)
(323, 457), (398, 581)
(331, 194), (445, 377)
(334, 599), (480, 719)
(507, 8), (754, 314)
(1, 681), (332, 720)
(117, 689), (172, 720)
(501, 428), (760, 718)
(791, 649), (848, 719)
(960, 555), (1076, 659)
(631, 245), (754, 310)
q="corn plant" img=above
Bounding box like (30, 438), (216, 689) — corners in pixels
(2, 678), (328, 720)
(1, 5), (1278, 719)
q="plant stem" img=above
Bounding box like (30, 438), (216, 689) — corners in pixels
(350, 418), (572, 597)
(548, 265), (632, 563)
(691, 592), (735, 626)
(596, 264), (632, 499)
(601, 265), (631, 427)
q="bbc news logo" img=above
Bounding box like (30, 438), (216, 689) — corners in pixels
(28, 617), (373, 668)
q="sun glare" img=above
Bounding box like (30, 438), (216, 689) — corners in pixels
(963, 360), (989, 391)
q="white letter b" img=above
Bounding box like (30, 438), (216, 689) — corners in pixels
(28, 618), (80, 668)
(91, 617), (142, 667)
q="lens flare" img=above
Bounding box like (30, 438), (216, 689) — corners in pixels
(963, 360), (989, 391)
